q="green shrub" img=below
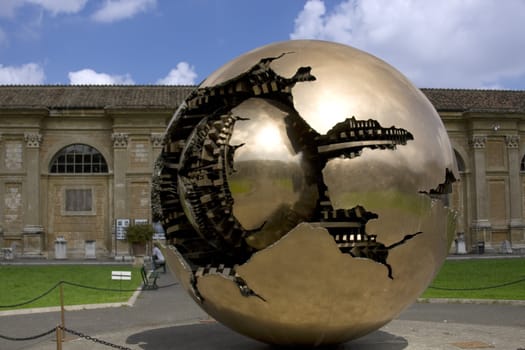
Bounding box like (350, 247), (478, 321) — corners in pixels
(125, 224), (154, 244)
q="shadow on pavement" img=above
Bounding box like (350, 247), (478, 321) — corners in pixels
(126, 322), (408, 350)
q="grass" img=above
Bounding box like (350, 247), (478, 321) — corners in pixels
(1, 259), (523, 311)
(0, 265), (142, 310)
(422, 258), (525, 300)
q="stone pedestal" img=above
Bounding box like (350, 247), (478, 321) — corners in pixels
(22, 225), (44, 258)
(54, 237), (67, 259)
(500, 240), (513, 254)
(470, 220), (493, 253)
(455, 233), (467, 254)
(85, 240), (96, 259)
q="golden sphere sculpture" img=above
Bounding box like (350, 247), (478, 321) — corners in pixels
(154, 40), (458, 346)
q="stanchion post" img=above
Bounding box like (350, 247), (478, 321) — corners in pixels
(56, 326), (62, 350)
(59, 283), (65, 341)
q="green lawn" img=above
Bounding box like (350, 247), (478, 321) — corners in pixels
(0, 265), (142, 310)
(1, 259), (523, 311)
(422, 258), (525, 300)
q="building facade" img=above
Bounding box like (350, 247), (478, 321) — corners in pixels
(429, 89), (525, 254)
(0, 86), (524, 258)
(0, 86), (192, 258)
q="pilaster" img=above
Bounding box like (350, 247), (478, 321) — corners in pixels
(20, 132), (45, 256)
(23, 132), (43, 229)
(150, 133), (165, 148)
(506, 135), (525, 247)
(112, 133), (129, 220)
(150, 132), (165, 169)
(469, 135), (492, 250)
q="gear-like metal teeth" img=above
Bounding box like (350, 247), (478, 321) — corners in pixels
(183, 55), (316, 117)
(195, 264), (237, 278)
(315, 117), (414, 159)
(177, 112), (249, 257)
(158, 55), (320, 266)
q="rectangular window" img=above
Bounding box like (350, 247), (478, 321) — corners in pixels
(65, 189), (92, 212)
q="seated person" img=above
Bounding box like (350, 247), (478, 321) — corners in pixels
(152, 244), (166, 272)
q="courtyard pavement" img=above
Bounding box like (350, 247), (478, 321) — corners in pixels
(0, 257), (524, 350)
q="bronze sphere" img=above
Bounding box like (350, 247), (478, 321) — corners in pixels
(154, 40), (458, 346)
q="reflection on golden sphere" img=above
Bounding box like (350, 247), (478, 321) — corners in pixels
(155, 40), (458, 346)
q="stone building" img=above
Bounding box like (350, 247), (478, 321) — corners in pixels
(0, 86), (524, 258)
(427, 89), (525, 254)
(0, 86), (192, 259)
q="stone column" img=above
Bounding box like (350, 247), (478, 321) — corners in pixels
(150, 133), (165, 155)
(150, 133), (165, 226)
(22, 132), (45, 256)
(469, 135), (491, 251)
(112, 133), (129, 218)
(506, 135), (524, 249)
(112, 132), (129, 255)
(23, 132), (43, 229)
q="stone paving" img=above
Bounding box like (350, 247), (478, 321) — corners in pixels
(0, 256), (524, 349)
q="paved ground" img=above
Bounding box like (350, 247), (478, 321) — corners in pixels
(1, 259), (524, 350)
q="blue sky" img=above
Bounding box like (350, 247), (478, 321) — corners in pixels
(1, 0), (525, 89)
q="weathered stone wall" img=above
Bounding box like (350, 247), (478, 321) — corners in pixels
(46, 178), (109, 258)
(1, 90), (525, 257)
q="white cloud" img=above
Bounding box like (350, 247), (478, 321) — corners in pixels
(0, 0), (87, 17)
(0, 63), (45, 84)
(91, 0), (156, 23)
(156, 62), (197, 85)
(290, 0), (326, 40)
(68, 68), (135, 85)
(290, 0), (525, 89)
(0, 0), (20, 18)
(27, 0), (88, 15)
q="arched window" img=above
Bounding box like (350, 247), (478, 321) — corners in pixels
(50, 144), (108, 174)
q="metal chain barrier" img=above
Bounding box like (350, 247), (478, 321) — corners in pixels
(59, 326), (133, 350)
(429, 276), (525, 291)
(0, 327), (56, 341)
(0, 278), (177, 349)
(0, 281), (61, 308)
(157, 282), (178, 289)
(62, 280), (139, 292)
(1, 326), (133, 349)
(0, 279), (176, 346)
(0, 279), (179, 309)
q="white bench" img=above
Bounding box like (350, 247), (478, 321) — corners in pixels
(111, 271), (132, 280)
